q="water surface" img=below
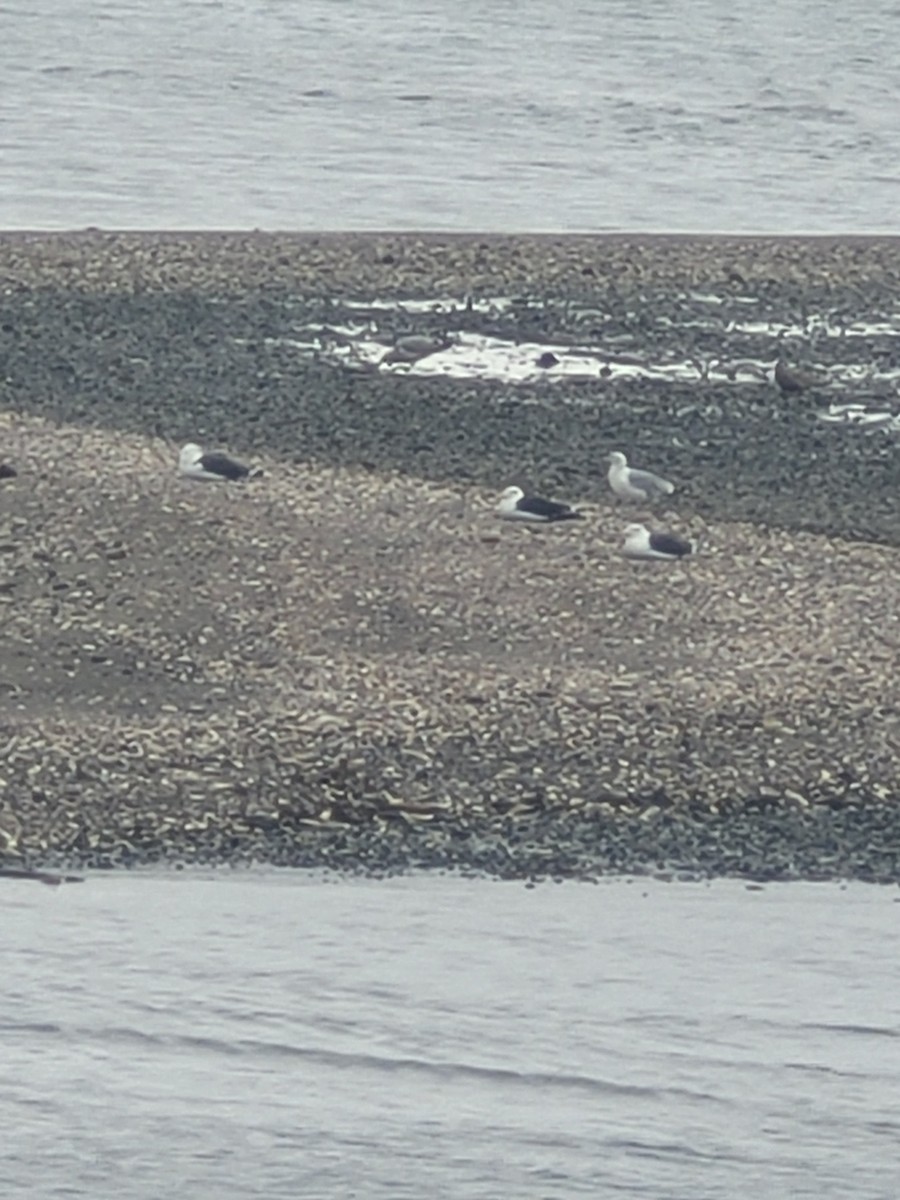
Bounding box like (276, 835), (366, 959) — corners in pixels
(4, 874), (899, 1198)
(3, 0), (899, 231)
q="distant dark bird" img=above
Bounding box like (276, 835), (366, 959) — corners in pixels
(607, 451), (674, 502)
(496, 485), (584, 524)
(774, 358), (825, 395)
(622, 523), (693, 561)
(535, 351), (560, 369)
(0, 463), (16, 480)
(177, 443), (262, 482)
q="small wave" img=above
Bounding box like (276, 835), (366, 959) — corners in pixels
(0, 1020), (63, 1036)
(797, 1021), (899, 1039)
(181, 1036), (730, 1106)
(1, 1018), (722, 1103)
(605, 1136), (721, 1163)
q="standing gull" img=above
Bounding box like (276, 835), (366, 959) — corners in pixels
(178, 442), (262, 482)
(622, 523), (692, 561)
(607, 452), (674, 502)
(496, 486), (584, 524)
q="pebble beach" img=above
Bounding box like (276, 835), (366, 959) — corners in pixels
(3, 231), (900, 881)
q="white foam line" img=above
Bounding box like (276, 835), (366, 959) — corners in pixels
(330, 298), (900, 343)
(261, 327), (900, 389)
(686, 291), (729, 306)
(267, 293), (900, 342)
(729, 317), (900, 339)
(241, 295), (900, 388)
(340, 296), (517, 316)
(277, 327), (692, 383)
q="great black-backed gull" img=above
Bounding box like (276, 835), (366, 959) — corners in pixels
(622, 523), (692, 561)
(607, 452), (674, 502)
(178, 443), (262, 482)
(496, 485), (584, 524)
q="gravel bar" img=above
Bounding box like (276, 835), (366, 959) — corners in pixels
(2, 231), (900, 882)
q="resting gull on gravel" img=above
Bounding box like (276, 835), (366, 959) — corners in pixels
(178, 443), (262, 482)
(607, 451), (674, 502)
(496, 486), (584, 524)
(622, 523), (692, 561)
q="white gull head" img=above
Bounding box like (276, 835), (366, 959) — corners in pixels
(178, 443), (205, 474)
(496, 485), (525, 516)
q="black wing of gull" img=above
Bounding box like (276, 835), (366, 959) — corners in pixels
(519, 494), (583, 521)
(649, 530), (692, 558)
(200, 451), (253, 481)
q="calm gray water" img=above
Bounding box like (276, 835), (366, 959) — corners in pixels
(3, 875), (900, 1199)
(3, 0), (900, 232)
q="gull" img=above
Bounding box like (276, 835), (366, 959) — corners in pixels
(496, 486), (584, 524)
(607, 452), (674, 502)
(177, 443), (262, 482)
(622, 523), (692, 561)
